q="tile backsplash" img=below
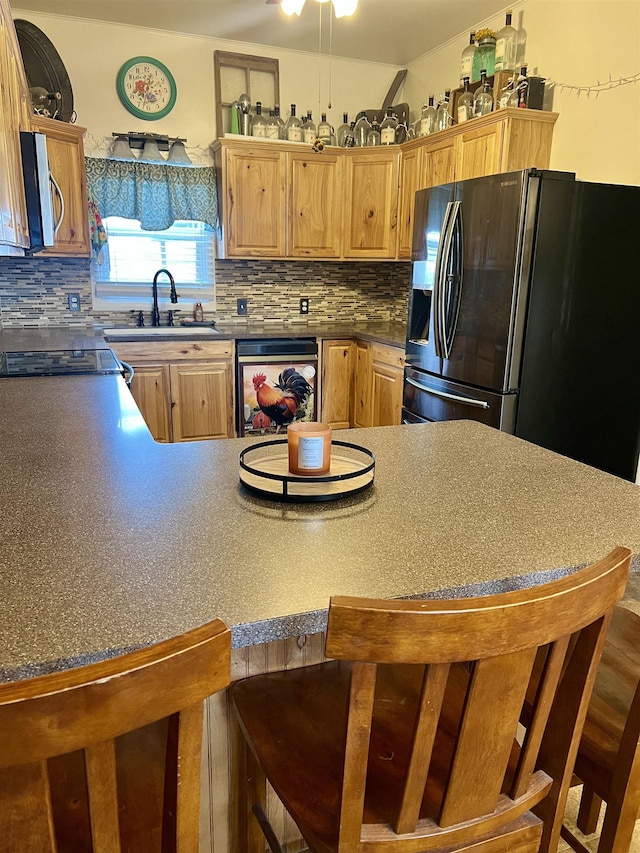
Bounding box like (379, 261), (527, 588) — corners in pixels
(0, 257), (410, 328)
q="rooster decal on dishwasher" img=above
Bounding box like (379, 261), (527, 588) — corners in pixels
(252, 368), (313, 432)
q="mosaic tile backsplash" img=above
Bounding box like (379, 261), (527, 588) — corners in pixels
(0, 257), (410, 328)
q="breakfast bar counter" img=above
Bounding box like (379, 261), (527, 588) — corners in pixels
(1, 373), (639, 683)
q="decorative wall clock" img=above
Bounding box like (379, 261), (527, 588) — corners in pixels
(116, 56), (177, 121)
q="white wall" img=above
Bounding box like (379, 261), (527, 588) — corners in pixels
(405, 0), (640, 186)
(12, 9), (403, 161)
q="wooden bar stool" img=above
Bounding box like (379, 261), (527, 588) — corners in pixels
(562, 604), (640, 853)
(0, 618), (231, 853)
(231, 547), (631, 853)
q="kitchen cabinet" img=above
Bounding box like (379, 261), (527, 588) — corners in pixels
(397, 145), (423, 260)
(112, 340), (235, 442)
(0, 0), (31, 253)
(320, 339), (354, 429)
(370, 342), (404, 427)
(341, 147), (399, 259)
(289, 150), (342, 258)
(352, 339), (373, 429)
(31, 116), (91, 257)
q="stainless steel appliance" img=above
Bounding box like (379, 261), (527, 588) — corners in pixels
(236, 338), (318, 437)
(19, 131), (61, 252)
(404, 168), (640, 482)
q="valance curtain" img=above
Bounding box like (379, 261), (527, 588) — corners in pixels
(85, 157), (218, 232)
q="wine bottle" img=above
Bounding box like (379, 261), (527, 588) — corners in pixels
(457, 78), (474, 123)
(265, 108), (279, 139)
(419, 96), (437, 136)
(495, 11), (518, 72)
(285, 104), (303, 142)
(436, 90), (452, 131)
(353, 112), (371, 147)
(274, 105), (285, 139)
(317, 113), (332, 144)
(337, 113), (350, 147)
(460, 32), (476, 84)
(302, 110), (317, 143)
(380, 108), (397, 145)
(251, 102), (267, 137)
(473, 70), (494, 116)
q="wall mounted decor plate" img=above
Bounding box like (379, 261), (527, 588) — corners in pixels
(116, 56), (177, 121)
(14, 19), (74, 122)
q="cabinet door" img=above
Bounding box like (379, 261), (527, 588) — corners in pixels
(170, 361), (234, 441)
(224, 146), (286, 257)
(352, 340), (372, 429)
(31, 118), (91, 257)
(371, 343), (404, 427)
(342, 150), (399, 259)
(397, 145), (424, 259)
(129, 364), (173, 443)
(289, 152), (342, 258)
(422, 135), (457, 189)
(454, 120), (504, 181)
(321, 339), (354, 429)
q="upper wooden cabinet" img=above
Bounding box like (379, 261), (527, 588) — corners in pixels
(31, 116), (91, 258)
(341, 148), (399, 259)
(289, 150), (342, 258)
(0, 0), (31, 253)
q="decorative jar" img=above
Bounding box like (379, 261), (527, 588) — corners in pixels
(472, 32), (497, 82)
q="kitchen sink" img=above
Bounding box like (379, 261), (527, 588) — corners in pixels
(104, 326), (221, 341)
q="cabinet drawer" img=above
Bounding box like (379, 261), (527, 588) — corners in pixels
(112, 340), (234, 363)
(371, 342), (405, 370)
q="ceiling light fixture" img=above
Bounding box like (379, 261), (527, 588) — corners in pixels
(281, 0), (358, 18)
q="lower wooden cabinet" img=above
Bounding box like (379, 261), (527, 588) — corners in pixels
(112, 340), (235, 442)
(321, 338), (404, 430)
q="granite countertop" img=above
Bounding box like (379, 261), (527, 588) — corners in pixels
(1, 373), (639, 683)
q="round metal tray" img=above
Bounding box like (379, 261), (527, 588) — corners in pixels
(239, 439), (375, 503)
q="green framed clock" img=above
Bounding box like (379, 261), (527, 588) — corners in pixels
(116, 56), (177, 121)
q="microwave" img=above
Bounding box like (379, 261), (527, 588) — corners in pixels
(19, 131), (58, 252)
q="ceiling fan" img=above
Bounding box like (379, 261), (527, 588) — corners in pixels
(265, 0), (359, 18)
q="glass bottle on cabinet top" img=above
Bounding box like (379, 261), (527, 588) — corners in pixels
(302, 110), (317, 143)
(285, 104), (303, 142)
(472, 30), (497, 81)
(380, 108), (398, 145)
(337, 113), (350, 146)
(251, 102), (267, 137)
(353, 112), (371, 147)
(436, 90), (452, 131)
(344, 121), (356, 147)
(366, 116), (381, 146)
(273, 105), (285, 139)
(317, 113), (332, 144)
(418, 96), (437, 136)
(495, 11), (518, 71)
(460, 32), (476, 84)
(265, 108), (279, 139)
(473, 70), (494, 116)
(457, 78), (474, 123)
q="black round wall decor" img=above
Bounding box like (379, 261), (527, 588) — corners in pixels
(14, 19), (74, 122)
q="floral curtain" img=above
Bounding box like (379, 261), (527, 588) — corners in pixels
(85, 157), (218, 231)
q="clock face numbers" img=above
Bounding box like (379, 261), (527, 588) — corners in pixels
(117, 57), (177, 120)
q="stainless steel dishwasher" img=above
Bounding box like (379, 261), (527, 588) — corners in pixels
(235, 338), (318, 437)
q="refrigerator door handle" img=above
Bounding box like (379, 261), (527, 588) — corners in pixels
(441, 201), (463, 359)
(405, 375), (490, 409)
(433, 201), (455, 358)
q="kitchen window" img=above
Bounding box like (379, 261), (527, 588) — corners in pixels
(91, 216), (216, 312)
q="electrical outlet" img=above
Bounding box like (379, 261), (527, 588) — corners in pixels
(67, 293), (81, 312)
(299, 297), (309, 315)
(237, 298), (248, 316)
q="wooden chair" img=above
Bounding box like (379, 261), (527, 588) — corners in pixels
(231, 547), (631, 853)
(0, 617), (231, 853)
(561, 603), (640, 853)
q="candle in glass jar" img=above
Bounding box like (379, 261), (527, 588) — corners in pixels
(287, 422), (332, 476)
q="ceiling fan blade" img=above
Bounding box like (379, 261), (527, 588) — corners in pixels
(265, 0), (282, 4)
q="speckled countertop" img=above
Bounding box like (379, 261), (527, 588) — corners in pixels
(1, 373), (639, 682)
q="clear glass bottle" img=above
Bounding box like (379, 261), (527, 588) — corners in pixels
(344, 121), (356, 148)
(380, 108), (397, 145)
(366, 116), (381, 146)
(473, 70), (494, 116)
(337, 113), (350, 147)
(460, 32), (476, 85)
(472, 32), (497, 81)
(285, 104), (303, 142)
(394, 115), (408, 144)
(436, 90), (452, 132)
(498, 75), (515, 110)
(273, 104), (286, 139)
(353, 112), (371, 147)
(317, 113), (332, 144)
(509, 66), (529, 107)
(251, 101), (267, 137)
(457, 78), (474, 123)
(495, 11), (518, 72)
(302, 110), (317, 143)
(419, 96), (437, 136)
(265, 108), (280, 139)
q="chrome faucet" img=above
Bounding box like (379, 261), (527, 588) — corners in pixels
(151, 269), (178, 327)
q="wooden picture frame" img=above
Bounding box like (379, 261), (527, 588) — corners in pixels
(213, 50), (280, 138)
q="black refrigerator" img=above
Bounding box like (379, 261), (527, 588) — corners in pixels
(403, 168), (640, 483)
